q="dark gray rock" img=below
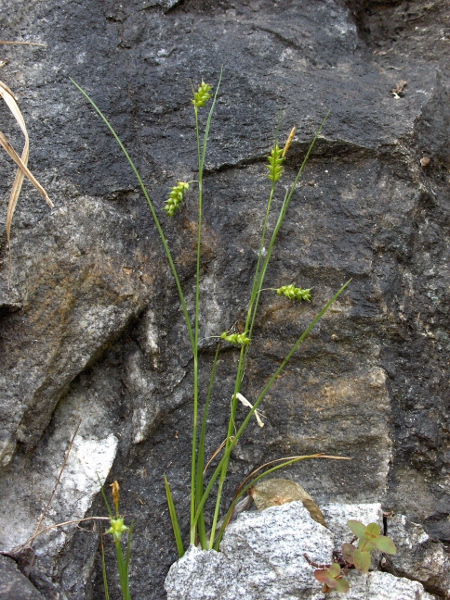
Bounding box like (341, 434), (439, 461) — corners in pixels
(386, 513), (450, 597)
(0, 0), (449, 599)
(0, 555), (44, 600)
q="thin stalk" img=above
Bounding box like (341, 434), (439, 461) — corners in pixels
(114, 530), (132, 600)
(243, 116), (283, 339)
(208, 341), (246, 547)
(101, 539), (110, 600)
(191, 103), (201, 546)
(99, 478), (113, 519)
(209, 179), (278, 546)
(190, 70), (223, 546)
(196, 343), (221, 548)
(70, 79), (195, 353)
(195, 279), (351, 529)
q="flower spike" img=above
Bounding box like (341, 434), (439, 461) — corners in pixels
(192, 81), (213, 109)
(106, 517), (129, 542)
(220, 332), (251, 346)
(266, 144), (284, 182)
(164, 181), (189, 217)
(276, 284), (312, 302)
(282, 126), (296, 158)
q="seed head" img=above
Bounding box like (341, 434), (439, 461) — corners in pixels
(282, 127), (296, 158)
(106, 517), (129, 542)
(110, 480), (120, 515)
(192, 81), (212, 109)
(266, 144), (284, 182)
(276, 284), (312, 302)
(165, 181), (189, 217)
(220, 332), (251, 346)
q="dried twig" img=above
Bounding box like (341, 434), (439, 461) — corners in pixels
(0, 41), (47, 46)
(31, 420), (82, 544)
(7, 516), (111, 557)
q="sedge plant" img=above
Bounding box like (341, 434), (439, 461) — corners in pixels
(73, 71), (351, 558)
(100, 480), (133, 600)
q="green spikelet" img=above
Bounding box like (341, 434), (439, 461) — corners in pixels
(164, 181), (189, 217)
(192, 81), (212, 109)
(266, 144), (284, 182)
(276, 284), (312, 302)
(220, 332), (251, 346)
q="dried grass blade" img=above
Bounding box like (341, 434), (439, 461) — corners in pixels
(0, 131), (52, 206)
(0, 80), (52, 268)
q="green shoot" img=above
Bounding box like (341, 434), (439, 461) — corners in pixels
(314, 563), (350, 594)
(313, 520), (396, 593)
(99, 480), (133, 600)
(164, 475), (185, 558)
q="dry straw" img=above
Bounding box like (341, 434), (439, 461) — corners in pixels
(0, 41), (52, 275)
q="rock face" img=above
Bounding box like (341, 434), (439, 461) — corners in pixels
(165, 501), (435, 600)
(0, 0), (449, 599)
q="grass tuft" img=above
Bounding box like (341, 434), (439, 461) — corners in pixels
(73, 72), (353, 593)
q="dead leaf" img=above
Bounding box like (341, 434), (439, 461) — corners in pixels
(251, 478), (326, 526)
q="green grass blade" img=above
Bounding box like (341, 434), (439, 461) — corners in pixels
(246, 113), (330, 346)
(98, 476), (113, 519)
(191, 68), (224, 547)
(101, 538), (110, 600)
(164, 475), (185, 558)
(196, 344), (221, 548)
(115, 539), (131, 600)
(125, 521), (134, 570)
(208, 118), (330, 537)
(70, 78), (194, 354)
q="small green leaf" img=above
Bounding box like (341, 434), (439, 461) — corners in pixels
(373, 535), (397, 555)
(335, 577), (350, 593)
(364, 523), (381, 539)
(347, 519), (367, 539)
(327, 563), (341, 578)
(353, 549), (371, 573)
(341, 542), (355, 564)
(325, 577), (338, 589)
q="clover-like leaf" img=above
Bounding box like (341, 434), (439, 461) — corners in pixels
(313, 568), (329, 584)
(353, 549), (371, 574)
(314, 563), (341, 586)
(373, 534), (397, 555)
(347, 519), (367, 539)
(335, 577), (350, 593)
(341, 542), (355, 565)
(327, 563), (342, 579)
(314, 563), (349, 594)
